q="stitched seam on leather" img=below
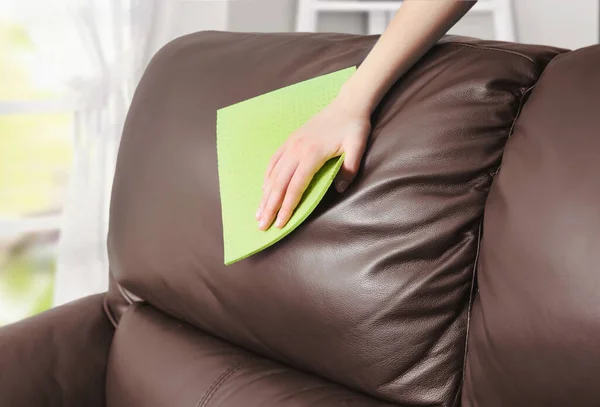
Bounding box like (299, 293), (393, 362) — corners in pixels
(102, 295), (119, 328)
(195, 358), (256, 407)
(507, 85), (535, 139)
(486, 84), (535, 180)
(452, 221), (483, 407)
(198, 367), (239, 407)
(195, 365), (240, 407)
(104, 269), (137, 328)
(453, 83), (536, 407)
(116, 280), (136, 305)
(370, 44), (552, 136)
(446, 42), (537, 65)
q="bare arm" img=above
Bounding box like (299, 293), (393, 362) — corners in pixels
(258, 0), (476, 230)
(338, 0), (476, 116)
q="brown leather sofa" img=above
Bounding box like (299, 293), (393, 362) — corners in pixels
(1, 31), (599, 407)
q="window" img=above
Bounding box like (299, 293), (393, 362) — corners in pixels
(1, 1), (160, 320)
(0, 13), (74, 325)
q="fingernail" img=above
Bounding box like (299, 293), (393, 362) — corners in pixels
(258, 219), (266, 229)
(336, 180), (348, 193)
(256, 208), (261, 219)
(275, 217), (283, 228)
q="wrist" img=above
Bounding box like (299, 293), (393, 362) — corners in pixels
(335, 80), (378, 118)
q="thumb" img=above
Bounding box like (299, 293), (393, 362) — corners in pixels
(335, 137), (367, 193)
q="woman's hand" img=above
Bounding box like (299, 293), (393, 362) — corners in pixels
(255, 0), (476, 231)
(256, 95), (371, 230)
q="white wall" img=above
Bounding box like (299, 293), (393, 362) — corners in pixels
(515, 0), (598, 49)
(150, 0), (365, 53)
(229, 0), (366, 34)
(153, 0), (599, 52)
(149, 0), (230, 57)
(227, 0), (599, 50)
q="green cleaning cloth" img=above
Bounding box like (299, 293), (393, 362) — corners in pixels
(216, 66), (356, 265)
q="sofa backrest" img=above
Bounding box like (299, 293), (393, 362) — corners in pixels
(107, 31), (562, 406)
(462, 44), (600, 407)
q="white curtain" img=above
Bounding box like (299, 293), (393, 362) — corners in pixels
(13, 0), (161, 305)
(55, 0), (162, 305)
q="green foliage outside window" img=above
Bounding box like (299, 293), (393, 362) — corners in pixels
(0, 21), (72, 325)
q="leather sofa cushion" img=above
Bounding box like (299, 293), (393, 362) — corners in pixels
(462, 45), (600, 407)
(108, 31), (562, 405)
(106, 303), (393, 407)
(0, 294), (113, 407)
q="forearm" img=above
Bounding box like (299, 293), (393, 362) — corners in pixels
(338, 0), (476, 115)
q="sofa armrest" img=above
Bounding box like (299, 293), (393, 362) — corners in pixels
(0, 293), (114, 407)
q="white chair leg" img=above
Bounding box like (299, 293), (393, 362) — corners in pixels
(296, 0), (318, 32)
(368, 10), (388, 35)
(493, 0), (516, 41)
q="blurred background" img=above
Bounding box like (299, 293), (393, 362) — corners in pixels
(1, 0), (599, 326)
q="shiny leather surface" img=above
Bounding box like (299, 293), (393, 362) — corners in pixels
(107, 31), (561, 405)
(105, 272), (140, 327)
(462, 45), (600, 407)
(107, 303), (394, 407)
(0, 294), (114, 407)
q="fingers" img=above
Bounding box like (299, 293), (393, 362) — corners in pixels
(258, 159), (299, 230)
(257, 143), (289, 220)
(257, 109), (371, 231)
(275, 154), (326, 228)
(259, 141), (327, 230)
(263, 143), (287, 190)
(334, 134), (368, 193)
(258, 150), (290, 219)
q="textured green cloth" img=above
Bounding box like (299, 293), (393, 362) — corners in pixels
(217, 67), (356, 265)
